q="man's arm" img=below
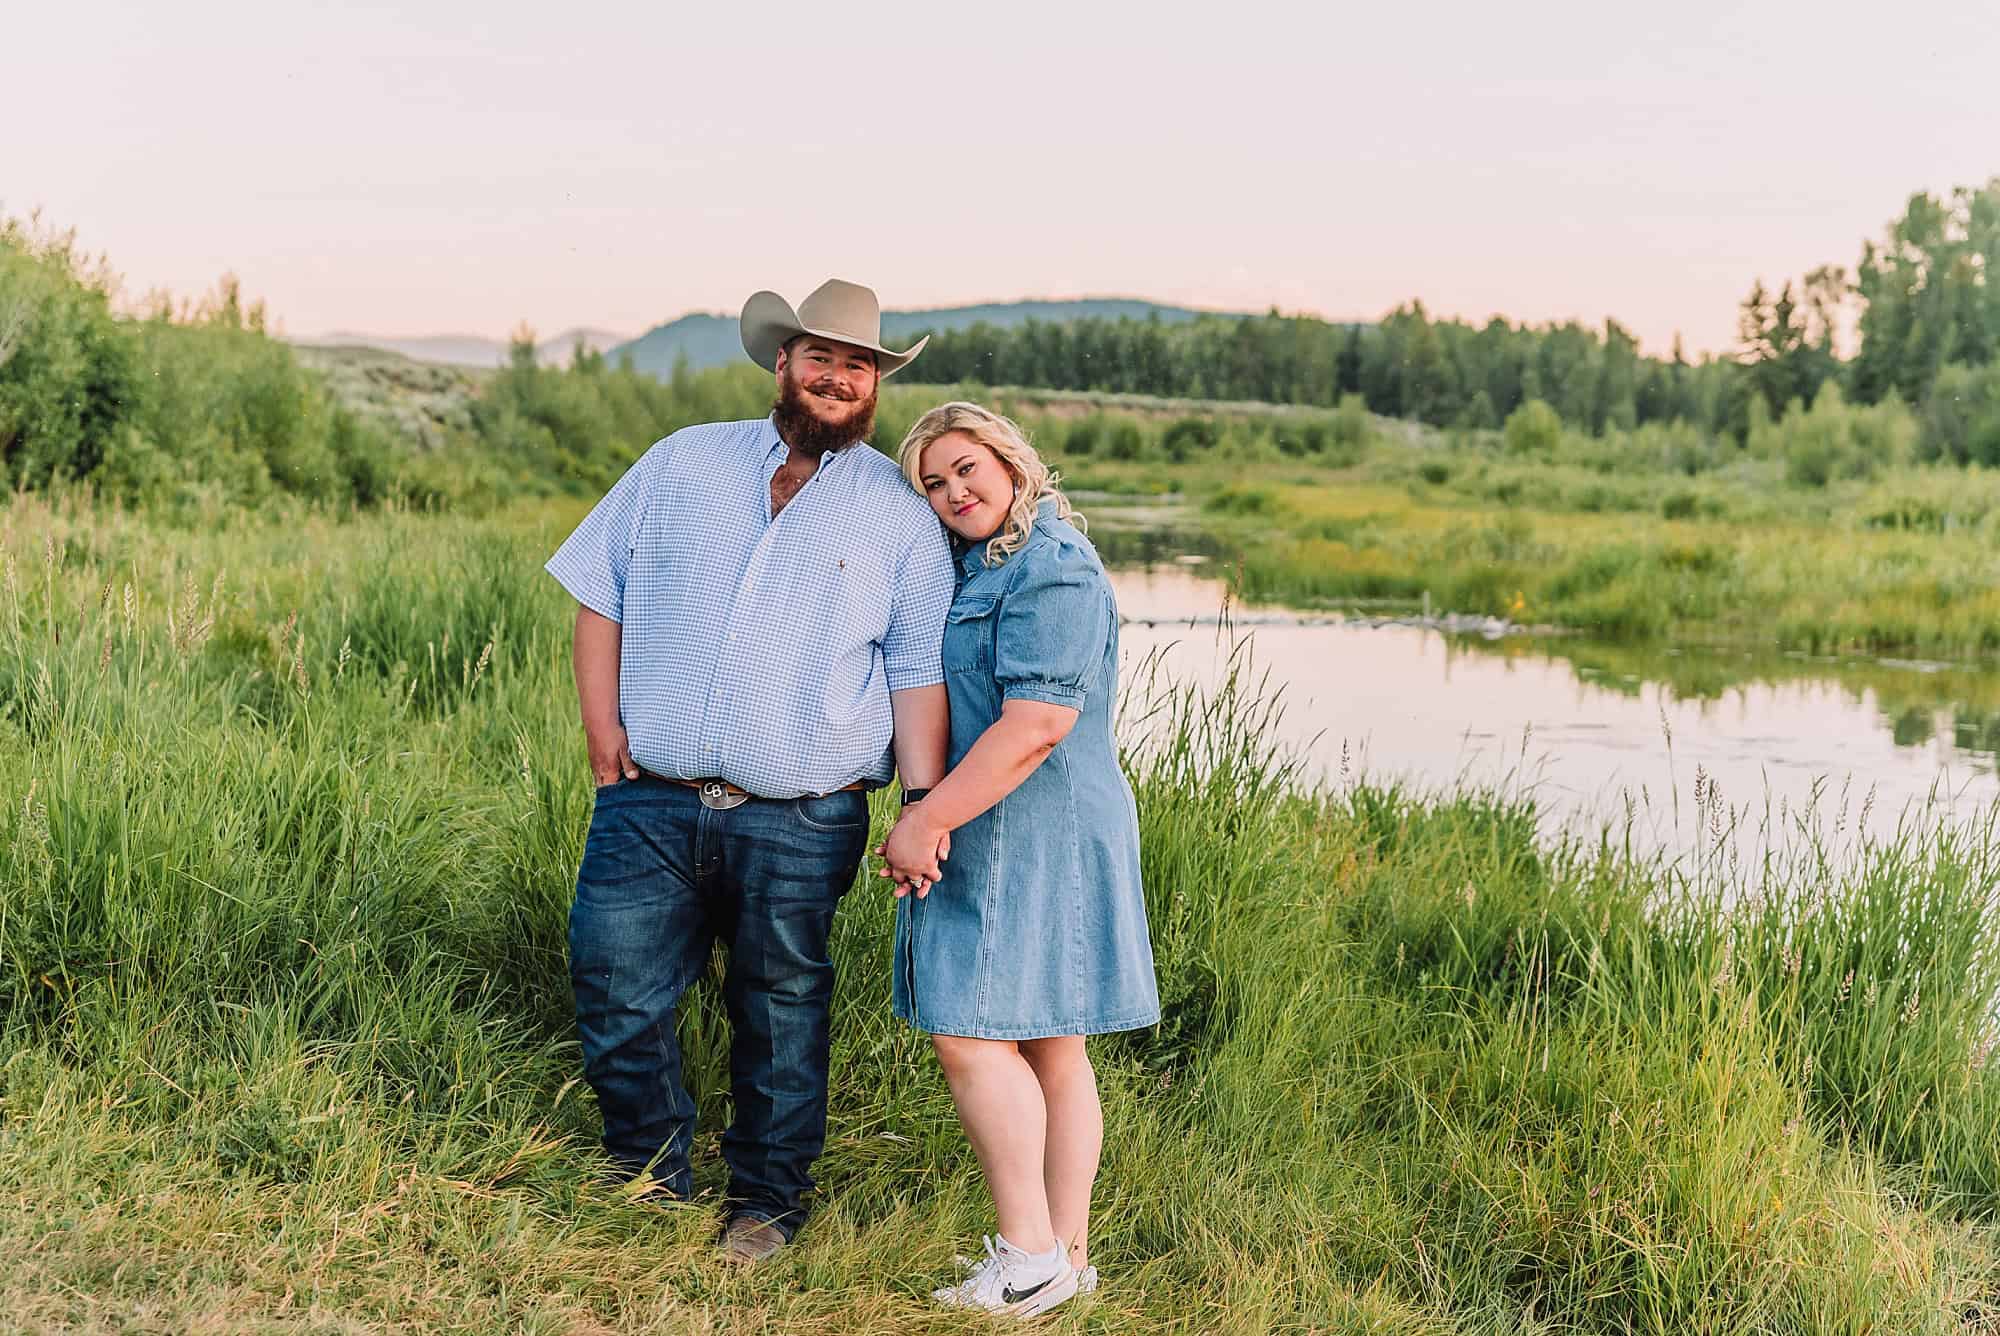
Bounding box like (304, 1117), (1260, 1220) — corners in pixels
(574, 605), (639, 785)
(889, 684), (948, 792)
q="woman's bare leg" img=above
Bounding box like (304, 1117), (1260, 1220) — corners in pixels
(931, 1035), (1056, 1254)
(1019, 1035), (1100, 1271)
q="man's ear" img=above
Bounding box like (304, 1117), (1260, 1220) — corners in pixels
(774, 346), (790, 378)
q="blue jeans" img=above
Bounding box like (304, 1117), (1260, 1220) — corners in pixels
(567, 778), (868, 1238)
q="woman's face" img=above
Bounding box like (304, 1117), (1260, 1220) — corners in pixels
(918, 431), (1014, 540)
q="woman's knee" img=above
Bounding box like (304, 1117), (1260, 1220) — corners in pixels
(1018, 1034), (1089, 1076)
(931, 1033), (1017, 1075)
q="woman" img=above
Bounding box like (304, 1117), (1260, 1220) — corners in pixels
(879, 402), (1160, 1318)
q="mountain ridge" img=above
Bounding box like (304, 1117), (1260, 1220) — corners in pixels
(291, 299), (1254, 376)
(607, 298), (1238, 378)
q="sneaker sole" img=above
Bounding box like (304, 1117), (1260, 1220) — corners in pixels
(1004, 1265), (1081, 1317)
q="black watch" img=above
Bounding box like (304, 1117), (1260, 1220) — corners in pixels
(900, 788), (932, 805)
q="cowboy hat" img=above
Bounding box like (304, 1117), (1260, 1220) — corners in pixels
(740, 279), (929, 378)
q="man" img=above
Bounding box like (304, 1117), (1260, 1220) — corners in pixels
(544, 279), (952, 1262)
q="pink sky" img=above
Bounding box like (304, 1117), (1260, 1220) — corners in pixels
(9, 0), (1995, 358)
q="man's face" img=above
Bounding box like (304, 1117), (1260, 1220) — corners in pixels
(775, 338), (880, 441)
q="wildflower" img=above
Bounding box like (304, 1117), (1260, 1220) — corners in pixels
(1837, 969), (1853, 1007)
(1463, 882), (1477, 909)
(337, 636), (352, 679)
(1901, 987), (1921, 1026)
(1800, 1052), (1815, 1084)
(1715, 937), (1735, 993)
(1863, 979), (1879, 1011)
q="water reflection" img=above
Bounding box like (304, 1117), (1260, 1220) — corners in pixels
(1107, 566), (2000, 852)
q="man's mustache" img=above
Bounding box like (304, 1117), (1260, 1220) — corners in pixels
(807, 380), (858, 402)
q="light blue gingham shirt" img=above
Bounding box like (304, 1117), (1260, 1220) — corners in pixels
(544, 415), (954, 798)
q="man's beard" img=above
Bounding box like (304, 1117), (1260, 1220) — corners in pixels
(772, 369), (877, 454)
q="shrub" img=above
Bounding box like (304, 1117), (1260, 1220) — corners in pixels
(1921, 363), (2000, 466)
(1331, 392), (1370, 448)
(1502, 398), (1562, 456)
(1104, 419), (1145, 460)
(1161, 416), (1220, 462)
(1063, 415), (1103, 457)
(0, 222), (137, 489)
(1201, 485), (1281, 517)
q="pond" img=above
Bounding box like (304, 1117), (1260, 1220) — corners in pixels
(1103, 553), (2000, 859)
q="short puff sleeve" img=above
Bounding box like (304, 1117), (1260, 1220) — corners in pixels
(994, 544), (1113, 709)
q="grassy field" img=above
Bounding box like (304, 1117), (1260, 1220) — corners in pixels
(929, 386), (2000, 662)
(4, 491), (1999, 1332)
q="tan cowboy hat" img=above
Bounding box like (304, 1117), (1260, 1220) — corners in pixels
(740, 279), (929, 378)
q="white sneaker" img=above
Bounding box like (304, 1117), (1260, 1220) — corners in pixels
(953, 1253), (1099, 1297)
(933, 1235), (1079, 1317)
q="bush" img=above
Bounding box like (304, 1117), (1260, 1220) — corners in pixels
(1775, 382), (1915, 487)
(1063, 415), (1103, 457)
(1103, 419), (1145, 461)
(1502, 398), (1562, 456)
(1161, 416), (1221, 462)
(1201, 485), (1281, 517)
(1921, 363), (2000, 466)
(1331, 392), (1370, 448)
(0, 223), (137, 489)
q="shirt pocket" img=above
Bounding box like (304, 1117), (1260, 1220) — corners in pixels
(941, 594), (999, 677)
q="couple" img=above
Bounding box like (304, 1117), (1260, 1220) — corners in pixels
(543, 279), (1159, 1318)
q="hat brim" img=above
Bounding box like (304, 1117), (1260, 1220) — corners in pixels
(739, 290), (928, 378)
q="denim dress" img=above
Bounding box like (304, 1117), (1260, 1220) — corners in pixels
(893, 502), (1161, 1040)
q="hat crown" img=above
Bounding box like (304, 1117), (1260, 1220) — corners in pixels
(738, 279), (928, 378)
(796, 279), (883, 347)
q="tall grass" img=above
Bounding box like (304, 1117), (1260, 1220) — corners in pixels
(3, 492), (1998, 1331)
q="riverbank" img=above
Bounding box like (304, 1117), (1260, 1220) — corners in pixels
(1022, 401), (2000, 661)
(4, 494), (1997, 1331)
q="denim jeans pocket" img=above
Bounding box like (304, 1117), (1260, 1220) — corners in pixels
(792, 790), (867, 833)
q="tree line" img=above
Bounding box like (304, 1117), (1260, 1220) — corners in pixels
(904, 179), (2000, 460)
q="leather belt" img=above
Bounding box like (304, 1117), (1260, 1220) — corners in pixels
(637, 769), (865, 811)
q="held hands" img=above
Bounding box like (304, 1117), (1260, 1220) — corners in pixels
(587, 722), (640, 788)
(876, 809), (950, 899)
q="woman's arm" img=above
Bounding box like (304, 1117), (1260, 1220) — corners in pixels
(879, 698), (1078, 894)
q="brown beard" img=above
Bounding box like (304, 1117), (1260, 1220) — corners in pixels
(771, 366), (878, 454)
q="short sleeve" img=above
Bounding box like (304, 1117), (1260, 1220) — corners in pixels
(543, 436), (672, 622)
(994, 545), (1112, 709)
(882, 520), (954, 691)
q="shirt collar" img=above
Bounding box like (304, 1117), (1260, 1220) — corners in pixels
(763, 413), (859, 471)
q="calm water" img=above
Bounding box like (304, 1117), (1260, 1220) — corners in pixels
(1104, 564), (2000, 854)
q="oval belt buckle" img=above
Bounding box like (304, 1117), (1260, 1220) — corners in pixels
(700, 780), (749, 811)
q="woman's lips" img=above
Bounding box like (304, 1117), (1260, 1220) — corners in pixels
(954, 500), (979, 517)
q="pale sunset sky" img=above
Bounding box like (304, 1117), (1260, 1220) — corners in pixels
(8, 0), (1996, 357)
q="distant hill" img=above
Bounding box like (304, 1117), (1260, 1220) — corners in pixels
(608, 299), (1232, 379)
(292, 327), (629, 369)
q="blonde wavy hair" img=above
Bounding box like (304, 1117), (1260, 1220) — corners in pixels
(897, 402), (1083, 565)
